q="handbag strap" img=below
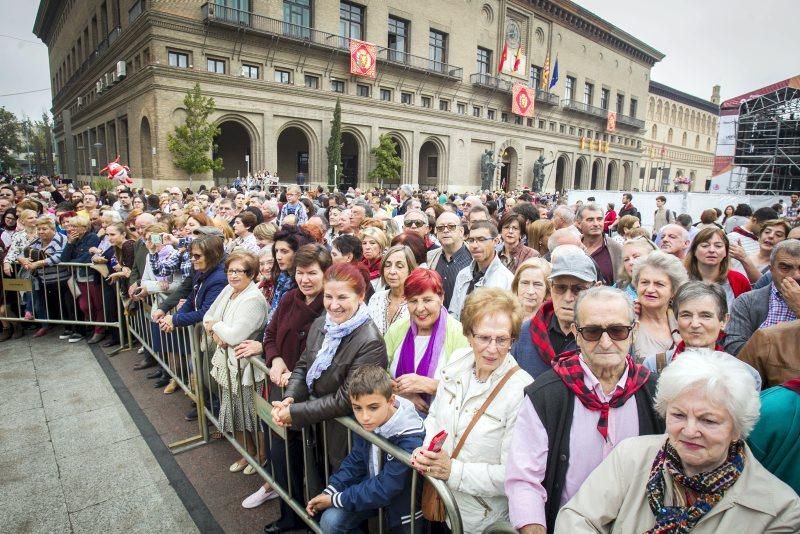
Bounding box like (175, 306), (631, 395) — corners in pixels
(451, 365), (520, 460)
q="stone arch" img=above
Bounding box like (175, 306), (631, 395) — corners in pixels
(690, 110), (696, 131)
(574, 156), (588, 189)
(497, 139), (523, 190)
(695, 134), (700, 149)
(655, 100), (662, 122)
(607, 159), (619, 190)
(213, 119), (253, 181)
(670, 104), (677, 125)
(340, 126), (369, 189)
(622, 161), (633, 190)
(418, 136), (447, 189)
(383, 130), (410, 185)
(554, 153), (571, 193)
(139, 116), (153, 181)
(681, 132), (687, 147)
(678, 107), (684, 127)
(651, 124), (658, 140)
(276, 120), (320, 184)
(590, 158), (604, 190)
(667, 128), (674, 144)
(648, 97), (655, 120)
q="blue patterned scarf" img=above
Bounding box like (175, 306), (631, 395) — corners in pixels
(306, 303), (371, 390)
(268, 271), (296, 323)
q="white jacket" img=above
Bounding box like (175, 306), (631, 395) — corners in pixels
(423, 348), (533, 533)
(448, 255), (513, 320)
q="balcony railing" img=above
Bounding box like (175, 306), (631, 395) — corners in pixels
(615, 113), (646, 130)
(54, 26), (122, 102)
(562, 99), (609, 119)
(535, 89), (560, 106)
(470, 73), (513, 92)
(202, 3), (462, 79)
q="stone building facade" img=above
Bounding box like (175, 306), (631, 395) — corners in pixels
(642, 82), (720, 192)
(35, 0), (664, 192)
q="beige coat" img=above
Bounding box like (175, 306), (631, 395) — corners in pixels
(555, 434), (800, 533)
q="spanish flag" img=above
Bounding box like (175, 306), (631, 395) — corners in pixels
(513, 46), (523, 72)
(499, 41), (509, 73)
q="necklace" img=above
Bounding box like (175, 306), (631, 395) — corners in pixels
(472, 366), (488, 384)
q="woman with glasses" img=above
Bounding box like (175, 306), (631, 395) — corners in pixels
(204, 251), (269, 478)
(384, 268), (469, 413)
(360, 226), (389, 291)
(631, 251), (688, 362)
(615, 236), (659, 301)
(684, 227), (751, 310)
(366, 244), (416, 336)
(498, 212), (538, 273)
(410, 288), (532, 533)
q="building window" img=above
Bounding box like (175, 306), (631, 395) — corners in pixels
(629, 98), (638, 118)
(129, 0), (143, 22)
(331, 79), (345, 93)
(283, 0), (311, 38)
(527, 118), (533, 127)
(487, 109), (496, 120)
(472, 106), (481, 117)
(616, 93), (625, 114)
(600, 88), (610, 110)
(530, 65), (542, 90)
(380, 88), (392, 101)
(569, 126), (576, 135)
(583, 82), (594, 106)
(539, 119), (546, 129)
(476, 47), (491, 75)
(457, 102), (466, 114)
(274, 69), (291, 83)
(578, 128), (584, 137)
(549, 122), (556, 131)
(559, 124), (566, 134)
(439, 99), (449, 111)
(515, 116), (523, 125)
(387, 16), (408, 62)
(356, 84), (370, 97)
(565, 76), (575, 102)
(501, 112), (508, 123)
(207, 58), (225, 73)
(427, 156), (438, 177)
(340, 1), (364, 42)
(429, 29), (447, 72)
(168, 50), (188, 68)
(401, 92), (413, 105)
(241, 64), (259, 78)
(421, 95), (432, 108)
(304, 74), (319, 88)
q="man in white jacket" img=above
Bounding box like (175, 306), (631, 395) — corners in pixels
(448, 220), (513, 320)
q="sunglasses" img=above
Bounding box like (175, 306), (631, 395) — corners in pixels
(575, 324), (634, 342)
(551, 282), (592, 295)
(191, 253), (203, 260)
(404, 220), (426, 228)
(435, 224), (458, 233)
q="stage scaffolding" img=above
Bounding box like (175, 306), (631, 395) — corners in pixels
(728, 86), (800, 195)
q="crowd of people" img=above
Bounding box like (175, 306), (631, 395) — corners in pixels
(1, 174), (799, 533)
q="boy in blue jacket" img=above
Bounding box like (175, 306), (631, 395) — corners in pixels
(306, 366), (425, 533)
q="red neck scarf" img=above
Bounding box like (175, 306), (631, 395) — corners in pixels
(361, 257), (382, 280)
(672, 337), (725, 357)
(782, 378), (800, 394)
(732, 226), (756, 240)
(529, 300), (557, 364)
(552, 350), (651, 440)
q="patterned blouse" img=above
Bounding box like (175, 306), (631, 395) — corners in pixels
(367, 288), (409, 336)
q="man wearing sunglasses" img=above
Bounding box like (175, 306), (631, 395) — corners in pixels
(402, 208), (437, 251)
(427, 211), (471, 309)
(506, 286), (662, 534)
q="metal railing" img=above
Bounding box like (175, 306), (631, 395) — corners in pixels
(615, 112), (646, 130)
(536, 89), (560, 106)
(54, 26), (122, 102)
(202, 3), (463, 79)
(561, 99), (610, 119)
(471, 73), (513, 92)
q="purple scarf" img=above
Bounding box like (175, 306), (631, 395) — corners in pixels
(395, 306), (448, 378)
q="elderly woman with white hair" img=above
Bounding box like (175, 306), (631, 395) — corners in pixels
(555, 350), (800, 533)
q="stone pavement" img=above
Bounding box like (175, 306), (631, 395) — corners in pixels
(0, 333), (199, 534)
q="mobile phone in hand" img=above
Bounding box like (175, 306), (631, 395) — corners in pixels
(150, 234), (162, 245)
(428, 430), (447, 453)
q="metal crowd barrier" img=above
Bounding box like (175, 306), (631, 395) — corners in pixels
(0, 261), (125, 352)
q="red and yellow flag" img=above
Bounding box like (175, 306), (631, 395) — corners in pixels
(513, 46), (523, 72)
(540, 55), (551, 91)
(350, 39), (376, 79)
(499, 41), (509, 73)
(606, 111), (617, 132)
(512, 83), (535, 117)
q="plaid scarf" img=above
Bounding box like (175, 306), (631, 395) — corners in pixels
(645, 439), (745, 534)
(529, 300), (556, 364)
(552, 350), (650, 440)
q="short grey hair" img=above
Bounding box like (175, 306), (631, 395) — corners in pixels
(654, 349), (761, 438)
(574, 286), (634, 326)
(352, 200), (373, 218)
(672, 281), (727, 320)
(576, 202), (604, 220)
(103, 210), (122, 223)
(770, 238), (800, 264)
(553, 205), (575, 224)
(632, 250), (688, 294)
(400, 184), (413, 198)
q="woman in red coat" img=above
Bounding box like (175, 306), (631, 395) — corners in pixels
(603, 202), (618, 234)
(684, 227), (751, 311)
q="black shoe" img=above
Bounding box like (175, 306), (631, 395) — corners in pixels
(184, 408), (198, 421)
(133, 358), (157, 370)
(146, 369), (162, 379)
(153, 378), (170, 388)
(263, 523), (291, 534)
(101, 338), (119, 348)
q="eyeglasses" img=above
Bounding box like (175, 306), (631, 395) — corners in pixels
(404, 219), (426, 228)
(465, 236), (493, 245)
(471, 331), (512, 348)
(435, 224), (459, 233)
(0, 193), (13, 198)
(551, 282), (592, 295)
(191, 253), (203, 260)
(575, 324), (634, 342)
(503, 226), (521, 232)
(225, 268), (247, 276)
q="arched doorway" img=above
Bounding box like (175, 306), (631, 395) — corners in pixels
(622, 162), (633, 190)
(139, 117), (153, 181)
(418, 140), (440, 189)
(554, 155), (569, 193)
(590, 159), (603, 190)
(213, 121), (251, 181)
(500, 147), (518, 192)
(277, 127), (310, 186)
(341, 132), (360, 191)
(606, 160), (618, 190)
(574, 157), (586, 189)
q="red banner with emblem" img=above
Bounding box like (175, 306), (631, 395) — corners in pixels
(349, 39), (377, 79)
(512, 83), (535, 118)
(606, 111), (617, 132)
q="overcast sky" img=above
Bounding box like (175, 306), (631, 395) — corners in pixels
(1, 0), (798, 120)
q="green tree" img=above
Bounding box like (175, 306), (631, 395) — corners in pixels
(0, 107), (22, 173)
(326, 98), (342, 189)
(167, 83), (223, 187)
(368, 134), (402, 188)
(25, 112), (54, 176)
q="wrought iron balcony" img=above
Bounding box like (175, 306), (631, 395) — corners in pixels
(470, 73), (513, 92)
(535, 89), (560, 106)
(54, 26), (121, 102)
(202, 3), (462, 79)
(615, 113), (646, 130)
(561, 99), (609, 119)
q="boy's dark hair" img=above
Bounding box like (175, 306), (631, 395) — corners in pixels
(348, 365), (393, 400)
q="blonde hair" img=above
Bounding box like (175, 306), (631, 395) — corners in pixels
(617, 237), (658, 288)
(211, 217), (235, 240)
(526, 219), (554, 256)
(68, 215), (91, 228)
(512, 258), (552, 294)
(360, 226), (389, 250)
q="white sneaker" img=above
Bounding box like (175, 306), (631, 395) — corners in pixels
(137, 346), (145, 354)
(241, 486), (278, 509)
